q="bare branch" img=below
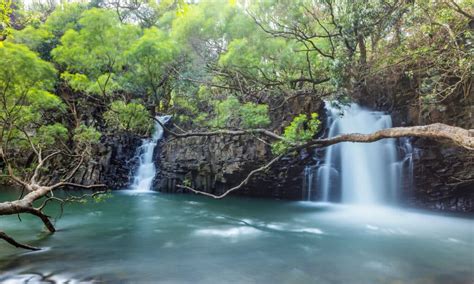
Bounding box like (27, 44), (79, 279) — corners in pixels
(26, 208), (56, 233)
(152, 117), (291, 143)
(447, 0), (474, 20)
(309, 123), (474, 151)
(31, 151), (61, 184)
(0, 231), (40, 251)
(60, 152), (86, 183)
(50, 182), (106, 190)
(37, 191), (107, 211)
(176, 123), (473, 199)
(177, 154), (285, 199)
(20, 129), (40, 159)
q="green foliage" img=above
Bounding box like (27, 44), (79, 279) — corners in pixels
(239, 103), (271, 129)
(60, 72), (90, 92)
(2, 0), (471, 164)
(0, 0), (12, 39)
(0, 42), (73, 164)
(34, 123), (68, 148)
(372, 0), (473, 104)
(104, 101), (153, 135)
(0, 42), (59, 126)
(209, 97), (271, 129)
(6, 3), (86, 59)
(43, 3), (86, 38)
(10, 26), (53, 56)
(210, 96), (241, 128)
(52, 8), (140, 96)
(73, 124), (101, 147)
(170, 88), (210, 125)
(171, 0), (241, 57)
(92, 192), (113, 203)
(272, 113), (321, 155)
(125, 27), (177, 99)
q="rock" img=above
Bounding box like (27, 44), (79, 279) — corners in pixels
(69, 133), (142, 189)
(156, 97), (323, 199)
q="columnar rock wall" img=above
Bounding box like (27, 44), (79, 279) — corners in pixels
(68, 134), (142, 189)
(156, 96), (323, 199)
(157, 134), (309, 199)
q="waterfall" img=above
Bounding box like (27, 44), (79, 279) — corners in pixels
(131, 115), (171, 192)
(304, 103), (414, 205)
(303, 165), (315, 201)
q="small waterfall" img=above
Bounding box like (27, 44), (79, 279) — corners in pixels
(304, 103), (414, 205)
(131, 115), (171, 192)
(396, 137), (416, 195)
(303, 165), (315, 201)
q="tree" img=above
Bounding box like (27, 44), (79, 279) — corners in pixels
(0, 42), (103, 250)
(9, 3), (87, 60)
(104, 100), (153, 135)
(0, 0), (13, 41)
(1, 0), (473, 250)
(51, 7), (141, 130)
(52, 8), (140, 97)
(125, 27), (178, 113)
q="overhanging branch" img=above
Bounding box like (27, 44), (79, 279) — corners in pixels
(177, 123), (473, 198)
(0, 231), (40, 251)
(309, 123), (474, 151)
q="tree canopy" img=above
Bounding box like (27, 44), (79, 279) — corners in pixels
(0, 0), (472, 250)
(0, 0), (471, 186)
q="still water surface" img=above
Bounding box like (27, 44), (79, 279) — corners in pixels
(0, 189), (473, 283)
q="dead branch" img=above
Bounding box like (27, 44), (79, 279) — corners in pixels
(50, 182), (106, 190)
(0, 144), (106, 250)
(177, 154), (285, 199)
(177, 123), (473, 198)
(308, 123), (474, 151)
(0, 231), (40, 251)
(152, 117), (291, 144)
(447, 0), (474, 20)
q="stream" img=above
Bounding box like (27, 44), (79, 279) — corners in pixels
(0, 189), (472, 283)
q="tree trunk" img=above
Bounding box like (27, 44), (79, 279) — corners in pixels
(358, 34), (367, 65)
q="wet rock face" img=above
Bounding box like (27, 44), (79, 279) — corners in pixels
(0, 133), (142, 190)
(69, 133), (142, 189)
(157, 134), (311, 199)
(404, 140), (474, 212)
(157, 96), (322, 199)
(355, 75), (474, 212)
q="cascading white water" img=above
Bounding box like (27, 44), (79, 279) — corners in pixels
(305, 103), (414, 205)
(131, 115), (172, 192)
(303, 166), (315, 201)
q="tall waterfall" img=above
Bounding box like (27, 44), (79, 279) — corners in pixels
(304, 103), (414, 205)
(131, 115), (171, 192)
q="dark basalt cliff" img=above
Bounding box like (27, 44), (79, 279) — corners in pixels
(156, 134), (310, 199)
(68, 134), (142, 189)
(155, 96), (322, 200)
(156, 76), (473, 212)
(66, 77), (472, 213)
(1, 133), (142, 190)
